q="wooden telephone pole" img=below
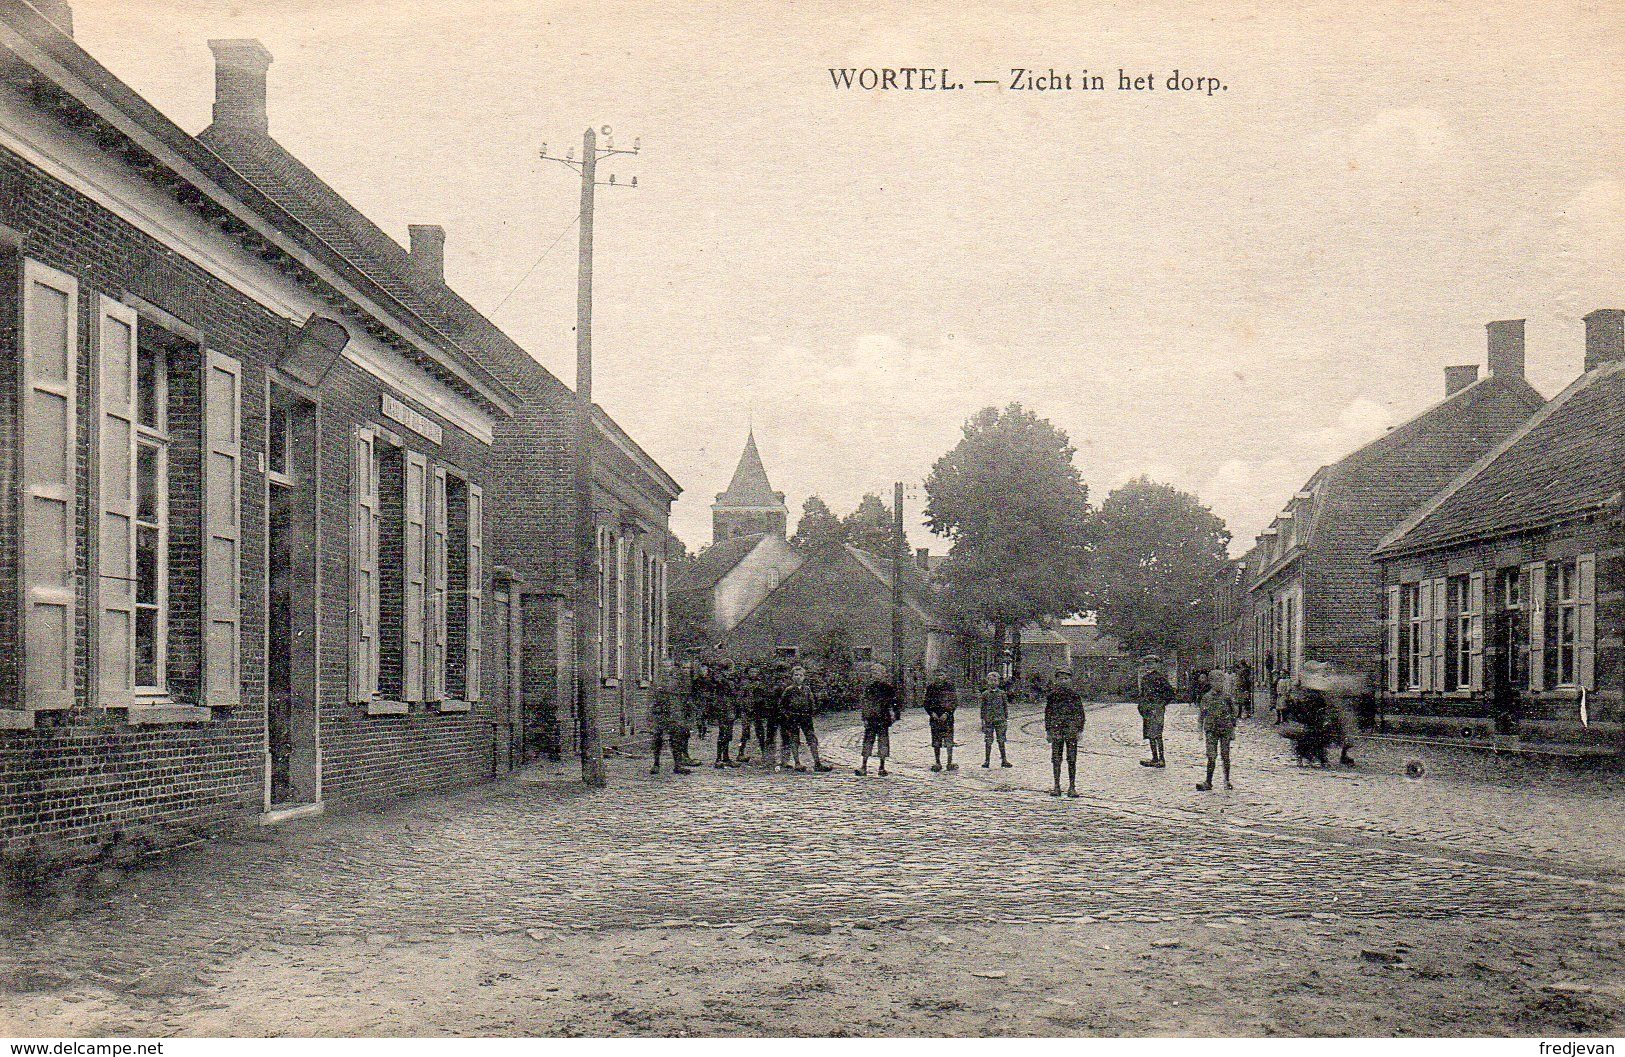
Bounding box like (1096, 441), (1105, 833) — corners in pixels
(892, 481), (905, 700)
(541, 127), (639, 788)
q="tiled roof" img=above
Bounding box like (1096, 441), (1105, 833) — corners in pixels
(1377, 361), (1625, 556)
(672, 533), (770, 593)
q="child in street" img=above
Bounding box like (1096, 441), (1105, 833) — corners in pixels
(855, 664), (900, 776)
(1045, 668), (1085, 798)
(1197, 667), (1239, 791)
(923, 670), (959, 772)
(979, 669), (1011, 768)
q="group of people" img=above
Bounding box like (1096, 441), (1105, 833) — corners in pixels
(648, 654), (1259, 796)
(648, 658), (1021, 779)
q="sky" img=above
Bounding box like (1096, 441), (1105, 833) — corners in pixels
(67, 0), (1623, 555)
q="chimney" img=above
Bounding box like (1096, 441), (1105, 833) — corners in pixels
(1486, 319), (1525, 380)
(208, 40), (273, 134)
(1584, 309), (1625, 371)
(408, 225), (446, 282)
(1444, 364), (1479, 396)
(30, 0), (73, 35)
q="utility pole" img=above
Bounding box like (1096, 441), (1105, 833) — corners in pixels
(892, 481), (905, 701)
(541, 127), (639, 788)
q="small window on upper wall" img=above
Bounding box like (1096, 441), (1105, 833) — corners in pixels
(775, 646), (800, 659)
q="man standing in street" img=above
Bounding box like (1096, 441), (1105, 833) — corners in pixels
(736, 663), (770, 765)
(1044, 667), (1086, 798)
(649, 662), (693, 776)
(1197, 667), (1239, 791)
(777, 664), (832, 773)
(710, 661), (739, 768)
(854, 663), (899, 776)
(1136, 656), (1176, 769)
(979, 669), (1012, 769)
(923, 669), (960, 772)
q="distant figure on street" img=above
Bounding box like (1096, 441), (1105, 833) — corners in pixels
(649, 663), (693, 776)
(855, 664), (900, 776)
(1136, 657), (1176, 769)
(979, 669), (1012, 769)
(709, 662), (740, 768)
(1274, 672), (1294, 724)
(1197, 667), (1239, 791)
(736, 663), (772, 764)
(923, 670), (959, 772)
(1044, 668), (1086, 798)
(777, 664), (832, 773)
(1235, 660), (1255, 719)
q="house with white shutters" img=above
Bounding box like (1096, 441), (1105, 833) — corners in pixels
(0, 1), (523, 867)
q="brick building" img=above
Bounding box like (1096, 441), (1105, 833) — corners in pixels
(0, 1), (535, 864)
(1242, 323), (1545, 712)
(190, 40), (681, 761)
(1372, 312), (1624, 746)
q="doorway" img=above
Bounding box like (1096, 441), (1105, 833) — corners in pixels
(266, 389), (319, 810)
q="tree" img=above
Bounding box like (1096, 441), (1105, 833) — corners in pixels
(1090, 476), (1232, 668)
(841, 493), (895, 554)
(925, 404), (1094, 677)
(791, 495), (845, 552)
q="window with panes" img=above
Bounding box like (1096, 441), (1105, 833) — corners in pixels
(1401, 583), (1423, 691)
(134, 332), (171, 693)
(1553, 561), (1580, 688)
(1448, 575), (1472, 692)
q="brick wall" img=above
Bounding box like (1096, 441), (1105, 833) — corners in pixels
(0, 142), (509, 864)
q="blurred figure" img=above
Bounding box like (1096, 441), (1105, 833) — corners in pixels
(710, 661), (739, 768)
(649, 662), (692, 776)
(777, 664), (831, 773)
(736, 663), (772, 764)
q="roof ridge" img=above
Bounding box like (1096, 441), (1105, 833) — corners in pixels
(1374, 361), (1625, 556)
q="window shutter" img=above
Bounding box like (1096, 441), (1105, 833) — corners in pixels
(201, 350), (242, 707)
(1527, 562), (1546, 692)
(427, 464), (448, 700)
(350, 427), (380, 703)
(97, 297), (138, 705)
(1577, 553), (1596, 690)
(403, 451), (427, 701)
(1430, 577), (1447, 693)
(20, 260), (78, 711)
(466, 482), (483, 702)
(1385, 584), (1401, 692)
(1468, 571), (1485, 693)
(615, 534), (627, 680)
(1417, 580), (1433, 691)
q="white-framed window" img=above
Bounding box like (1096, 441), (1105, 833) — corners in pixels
(1401, 582), (1423, 691)
(1449, 575), (1471, 692)
(614, 533), (628, 682)
(134, 338), (170, 695)
(596, 525), (612, 678)
(1554, 560), (1580, 688)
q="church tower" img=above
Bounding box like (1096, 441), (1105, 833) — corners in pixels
(713, 430), (788, 544)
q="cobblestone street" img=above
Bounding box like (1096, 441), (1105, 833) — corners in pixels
(4, 703), (1623, 1037)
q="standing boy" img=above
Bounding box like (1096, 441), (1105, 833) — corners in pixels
(1197, 668), (1239, 791)
(1136, 657), (1176, 769)
(1045, 668), (1086, 798)
(855, 664), (899, 776)
(923, 670), (960, 772)
(979, 670), (1012, 769)
(777, 664), (832, 773)
(649, 663), (693, 776)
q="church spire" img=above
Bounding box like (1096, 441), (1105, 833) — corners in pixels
(712, 430), (788, 543)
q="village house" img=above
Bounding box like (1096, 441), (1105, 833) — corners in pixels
(1242, 322), (1546, 712)
(1371, 311), (1624, 746)
(0, 0), (535, 866)
(191, 40), (681, 761)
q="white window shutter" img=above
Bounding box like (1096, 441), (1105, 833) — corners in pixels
(97, 297), (138, 705)
(202, 350), (242, 707)
(1468, 571), (1485, 693)
(1385, 584), (1401, 692)
(350, 427), (380, 703)
(1527, 562), (1546, 692)
(466, 482), (483, 702)
(20, 260), (78, 711)
(1417, 580), (1433, 691)
(404, 452), (427, 701)
(1430, 578), (1447, 693)
(1577, 553), (1596, 690)
(427, 465), (448, 700)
